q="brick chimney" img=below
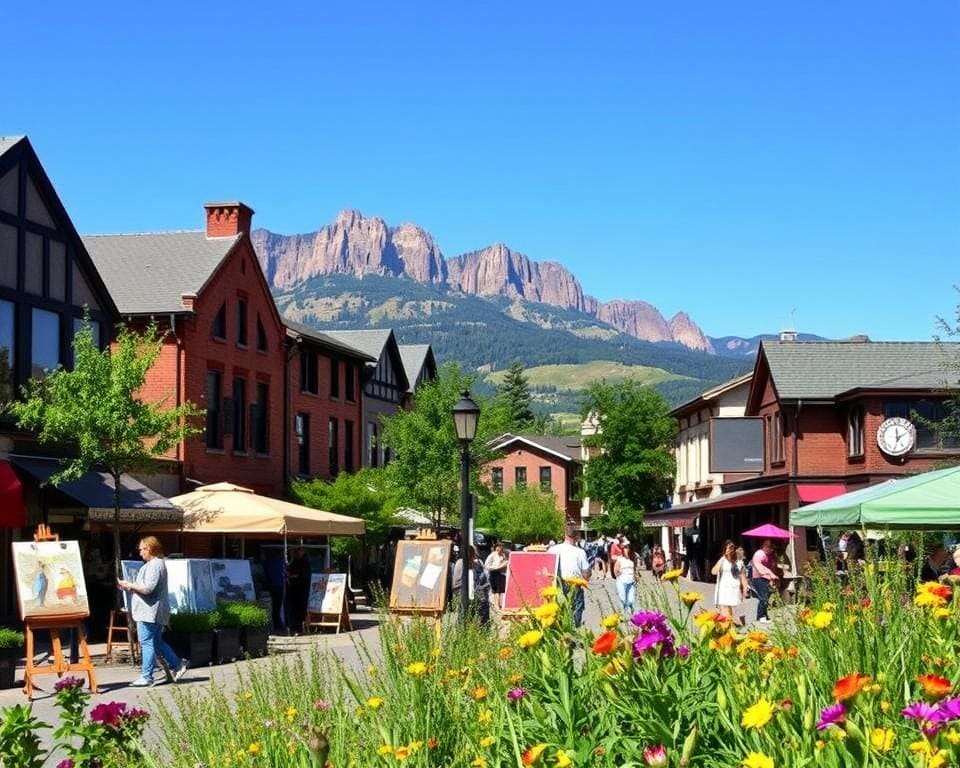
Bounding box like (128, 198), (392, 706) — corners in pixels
(204, 201), (254, 238)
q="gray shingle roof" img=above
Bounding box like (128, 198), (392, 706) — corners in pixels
(324, 329), (393, 364)
(284, 319), (376, 361)
(491, 433), (583, 463)
(399, 344), (432, 392)
(83, 231), (240, 314)
(761, 341), (960, 400)
(0, 136), (25, 158)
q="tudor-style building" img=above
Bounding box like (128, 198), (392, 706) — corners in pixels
(325, 329), (410, 468)
(399, 344), (437, 400)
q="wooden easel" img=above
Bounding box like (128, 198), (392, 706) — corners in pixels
(305, 601), (352, 634)
(22, 525), (98, 698)
(388, 531), (448, 621)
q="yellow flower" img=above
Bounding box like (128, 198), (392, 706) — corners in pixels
(741, 698), (776, 730)
(284, 706), (298, 721)
(405, 661), (428, 677)
(378, 745), (394, 756)
(518, 630), (543, 649)
(522, 743), (549, 764)
(498, 646), (514, 661)
(662, 567), (684, 582)
(240, 691), (253, 701)
(394, 746), (411, 760)
(473, 686), (488, 701)
(408, 741), (423, 752)
(366, 696), (384, 710)
(532, 601), (560, 627)
(564, 576), (589, 588)
(430, 647), (441, 658)
(555, 749), (573, 767)
(480, 735), (495, 748)
(806, 611), (833, 629)
(248, 742), (262, 755)
(945, 730), (960, 746)
(478, 708), (492, 724)
(509, 673), (524, 685)
(680, 591), (702, 607)
(540, 585), (560, 599)
(869, 728), (895, 752)
(741, 752), (774, 768)
(471, 758), (487, 768)
(601, 613), (621, 628)
(934, 607), (951, 620)
(367, 664), (378, 675)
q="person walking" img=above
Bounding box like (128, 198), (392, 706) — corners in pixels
(483, 543), (508, 610)
(286, 548), (312, 635)
(613, 544), (637, 613)
(651, 545), (666, 580)
(117, 536), (188, 687)
(750, 539), (779, 624)
(549, 525), (592, 627)
(711, 540), (749, 625)
(453, 546), (491, 626)
(608, 536), (623, 578)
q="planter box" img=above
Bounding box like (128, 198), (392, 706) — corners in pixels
(168, 631), (213, 668)
(214, 627), (241, 663)
(0, 647), (20, 689)
(241, 627), (268, 658)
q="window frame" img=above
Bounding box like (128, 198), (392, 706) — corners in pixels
(236, 298), (248, 347)
(205, 370), (223, 450)
(491, 467), (503, 493)
(211, 302), (227, 340)
(300, 349), (318, 394)
(329, 417), (339, 476)
(515, 466), (527, 489)
(539, 466), (552, 492)
(296, 412), (310, 476)
(232, 377), (247, 453)
(330, 357), (340, 399)
(847, 406), (864, 458)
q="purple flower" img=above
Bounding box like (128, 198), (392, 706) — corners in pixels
(56, 760), (75, 768)
(676, 645), (690, 659)
(903, 701), (942, 737)
(125, 707), (149, 723)
(90, 701), (127, 728)
(643, 745), (668, 767)
(507, 687), (528, 702)
(933, 697), (960, 723)
(816, 702), (846, 731)
(631, 611), (669, 629)
(54, 676), (84, 693)
(632, 625), (676, 659)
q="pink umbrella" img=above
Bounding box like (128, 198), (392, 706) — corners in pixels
(742, 523), (795, 539)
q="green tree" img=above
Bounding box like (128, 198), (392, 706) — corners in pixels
(931, 298), (960, 458)
(497, 360), (534, 430)
(381, 363), (512, 527)
(477, 486), (564, 544)
(291, 468), (397, 556)
(580, 380), (676, 536)
(9, 321), (202, 577)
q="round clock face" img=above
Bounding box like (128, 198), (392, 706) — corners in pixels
(876, 417), (916, 456)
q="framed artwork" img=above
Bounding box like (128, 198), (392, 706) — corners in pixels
(389, 540), (452, 612)
(209, 559), (255, 602)
(308, 573), (347, 615)
(13, 540), (90, 620)
(502, 551), (559, 613)
(119, 560), (143, 613)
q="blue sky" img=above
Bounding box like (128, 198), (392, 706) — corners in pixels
(6, 2), (958, 341)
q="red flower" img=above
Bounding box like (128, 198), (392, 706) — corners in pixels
(832, 673), (872, 702)
(919, 674), (953, 700)
(591, 631), (619, 656)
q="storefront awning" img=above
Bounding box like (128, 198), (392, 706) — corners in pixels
(797, 484), (847, 503)
(644, 484), (790, 528)
(0, 460), (26, 527)
(10, 456), (182, 523)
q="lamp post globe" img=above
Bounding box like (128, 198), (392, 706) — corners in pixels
(451, 391), (480, 623)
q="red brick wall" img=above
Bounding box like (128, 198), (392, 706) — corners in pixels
(483, 445), (581, 525)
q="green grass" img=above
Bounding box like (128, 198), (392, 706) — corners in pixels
(487, 361), (687, 391)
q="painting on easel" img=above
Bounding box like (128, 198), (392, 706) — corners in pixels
(388, 539), (452, 613)
(12, 540), (89, 619)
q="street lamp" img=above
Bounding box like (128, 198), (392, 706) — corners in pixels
(452, 390), (480, 622)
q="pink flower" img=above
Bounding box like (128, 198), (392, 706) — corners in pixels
(507, 687), (528, 702)
(54, 676), (84, 692)
(676, 644), (690, 659)
(903, 701), (942, 737)
(816, 702), (846, 730)
(56, 760), (75, 768)
(314, 699), (331, 710)
(643, 744), (667, 767)
(89, 701), (127, 728)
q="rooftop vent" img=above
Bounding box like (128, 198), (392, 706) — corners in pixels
(779, 329), (798, 342)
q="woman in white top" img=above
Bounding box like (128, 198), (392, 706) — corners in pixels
(711, 540), (749, 624)
(483, 543), (508, 609)
(613, 544), (637, 613)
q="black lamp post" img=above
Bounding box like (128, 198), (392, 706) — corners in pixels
(452, 390), (480, 623)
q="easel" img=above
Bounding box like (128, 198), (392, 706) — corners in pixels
(21, 524), (98, 698)
(305, 601), (352, 634)
(388, 530), (447, 622)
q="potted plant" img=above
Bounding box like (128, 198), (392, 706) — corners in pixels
(167, 611), (217, 668)
(222, 602), (270, 658)
(0, 627), (24, 689)
(212, 603), (242, 663)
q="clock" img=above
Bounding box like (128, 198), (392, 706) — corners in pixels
(876, 417), (916, 457)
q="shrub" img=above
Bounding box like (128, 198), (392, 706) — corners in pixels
(0, 628), (24, 650)
(168, 611), (218, 634)
(217, 602), (268, 629)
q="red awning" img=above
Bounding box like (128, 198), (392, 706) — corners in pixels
(642, 511), (698, 529)
(797, 484), (847, 504)
(0, 460), (26, 527)
(644, 484), (790, 528)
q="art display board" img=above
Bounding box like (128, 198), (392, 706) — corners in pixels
(12, 540), (89, 620)
(388, 539), (452, 614)
(308, 573), (347, 615)
(209, 559), (255, 602)
(502, 551), (559, 614)
(120, 559), (237, 614)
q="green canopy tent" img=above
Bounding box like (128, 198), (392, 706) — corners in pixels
(790, 465), (960, 529)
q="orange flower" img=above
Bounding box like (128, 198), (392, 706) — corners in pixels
(591, 631), (619, 655)
(521, 743), (548, 765)
(427, 737), (439, 749)
(833, 673), (872, 702)
(919, 674), (953, 700)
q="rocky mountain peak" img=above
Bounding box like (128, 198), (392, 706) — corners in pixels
(668, 311), (715, 354)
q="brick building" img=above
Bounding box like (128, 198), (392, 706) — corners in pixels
(485, 434), (583, 526)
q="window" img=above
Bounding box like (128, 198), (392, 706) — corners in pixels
(232, 377), (246, 452)
(252, 382), (269, 453)
(31, 308), (60, 379)
(211, 302), (226, 339)
(848, 407), (864, 457)
(885, 400), (960, 451)
(770, 411), (785, 464)
(329, 417), (339, 476)
(539, 466), (552, 491)
(367, 422), (378, 468)
(300, 350), (318, 394)
(256, 315), (267, 352)
(491, 467), (503, 492)
(205, 370), (223, 449)
(330, 358), (340, 398)
(236, 298), (248, 346)
(296, 413), (310, 475)
(345, 420), (354, 472)
(0, 300), (13, 402)
(346, 363), (355, 402)
(515, 466), (527, 488)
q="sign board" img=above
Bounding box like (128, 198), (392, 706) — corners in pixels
(710, 417), (764, 473)
(308, 573), (347, 615)
(389, 539), (452, 613)
(12, 540), (89, 620)
(502, 551), (559, 613)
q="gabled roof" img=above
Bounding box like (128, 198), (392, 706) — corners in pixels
(399, 344), (437, 393)
(83, 230), (241, 315)
(325, 328), (410, 391)
(284, 319), (376, 361)
(0, 135), (26, 157)
(755, 341), (960, 402)
(489, 433), (583, 463)
(670, 372), (753, 418)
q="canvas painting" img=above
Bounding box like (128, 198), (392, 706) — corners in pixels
(389, 540), (451, 612)
(13, 540), (90, 619)
(119, 560), (143, 613)
(209, 559), (255, 602)
(307, 573), (330, 613)
(502, 552), (559, 613)
(318, 573), (347, 614)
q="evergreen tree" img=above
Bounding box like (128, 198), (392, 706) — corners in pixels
(498, 360), (534, 431)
